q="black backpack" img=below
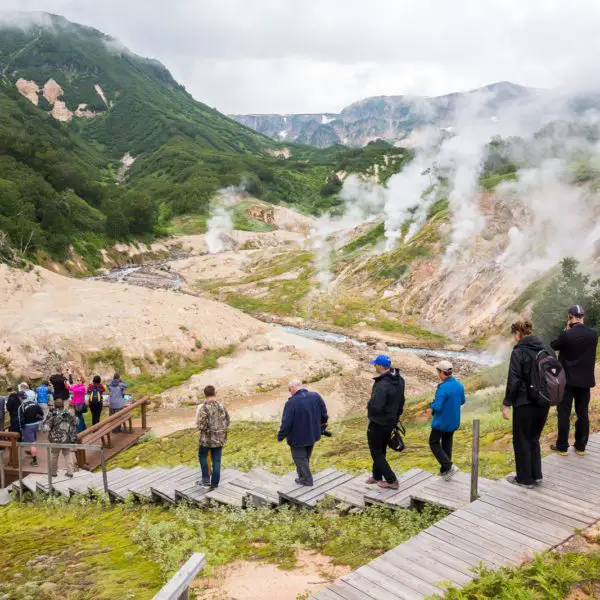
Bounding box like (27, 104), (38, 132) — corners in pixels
(19, 398), (42, 426)
(528, 349), (567, 407)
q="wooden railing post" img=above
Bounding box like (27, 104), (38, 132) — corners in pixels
(100, 448), (109, 496)
(470, 419), (480, 503)
(46, 446), (53, 495)
(141, 401), (147, 430)
(0, 449), (5, 489)
(152, 553), (205, 600)
(17, 445), (23, 503)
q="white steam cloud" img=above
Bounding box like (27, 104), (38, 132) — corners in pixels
(205, 185), (245, 254)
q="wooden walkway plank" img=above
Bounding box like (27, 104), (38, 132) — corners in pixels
(133, 467), (195, 500)
(545, 455), (600, 478)
(364, 468), (433, 506)
(344, 570), (420, 600)
(408, 533), (482, 576)
(430, 518), (520, 564)
(329, 581), (378, 600)
(423, 525), (507, 569)
(477, 494), (575, 539)
(278, 469), (352, 507)
(496, 479), (600, 521)
(443, 513), (538, 559)
(153, 472), (201, 503)
(483, 484), (592, 528)
(327, 473), (371, 508)
(532, 473), (600, 504)
(360, 561), (442, 599)
(386, 540), (473, 586)
(417, 531), (493, 570)
(452, 508), (549, 552)
(467, 500), (566, 546)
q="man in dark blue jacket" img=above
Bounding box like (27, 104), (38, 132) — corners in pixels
(277, 379), (329, 486)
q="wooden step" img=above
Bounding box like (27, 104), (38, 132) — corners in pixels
(247, 470), (297, 507)
(152, 470), (202, 504)
(175, 469), (244, 505)
(107, 467), (152, 499)
(278, 469), (353, 508)
(326, 472), (371, 508)
(130, 466), (194, 500)
(36, 471), (90, 494)
(204, 468), (292, 508)
(111, 468), (171, 501)
(364, 468), (435, 509)
(411, 471), (498, 511)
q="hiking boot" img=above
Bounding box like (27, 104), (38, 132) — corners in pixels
(365, 477), (380, 485)
(443, 465), (459, 482)
(65, 472), (74, 478)
(550, 444), (568, 456)
(196, 479), (210, 488)
(295, 478), (313, 486)
(506, 475), (534, 490)
(209, 485), (219, 491)
(31, 457), (38, 467)
(575, 449), (585, 456)
(377, 480), (399, 490)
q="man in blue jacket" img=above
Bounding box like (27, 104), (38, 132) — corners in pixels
(277, 379), (329, 486)
(429, 360), (466, 481)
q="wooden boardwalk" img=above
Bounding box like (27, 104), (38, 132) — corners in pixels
(311, 432), (600, 600)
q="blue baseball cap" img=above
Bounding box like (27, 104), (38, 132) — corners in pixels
(370, 355), (391, 368)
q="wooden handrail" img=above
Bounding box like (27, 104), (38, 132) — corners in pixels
(152, 553), (205, 600)
(77, 398), (149, 442)
(0, 431), (20, 467)
(76, 398), (149, 468)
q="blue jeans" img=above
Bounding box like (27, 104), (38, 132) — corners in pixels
(74, 407), (87, 433)
(198, 446), (222, 487)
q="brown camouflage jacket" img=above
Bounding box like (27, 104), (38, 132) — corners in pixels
(195, 400), (230, 447)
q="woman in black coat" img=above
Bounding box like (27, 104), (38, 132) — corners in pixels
(502, 319), (551, 489)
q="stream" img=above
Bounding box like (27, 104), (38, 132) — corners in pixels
(93, 265), (494, 366)
(277, 325), (496, 366)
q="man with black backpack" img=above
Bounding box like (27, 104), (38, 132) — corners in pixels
(18, 389), (44, 467)
(46, 399), (78, 477)
(551, 305), (599, 456)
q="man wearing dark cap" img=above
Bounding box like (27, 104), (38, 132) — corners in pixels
(550, 305), (598, 456)
(366, 355), (405, 489)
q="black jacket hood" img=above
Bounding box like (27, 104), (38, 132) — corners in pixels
(515, 335), (546, 353)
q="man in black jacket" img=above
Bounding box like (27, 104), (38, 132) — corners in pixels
(366, 355), (405, 489)
(551, 305), (598, 455)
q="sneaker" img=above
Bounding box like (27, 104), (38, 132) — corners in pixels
(295, 478), (313, 486)
(31, 457), (38, 467)
(377, 481), (399, 489)
(575, 449), (585, 456)
(196, 479), (210, 487)
(550, 444), (568, 456)
(443, 465), (460, 482)
(65, 473), (74, 478)
(365, 477), (380, 485)
(209, 485), (219, 491)
(506, 475), (534, 490)
(534, 478), (543, 485)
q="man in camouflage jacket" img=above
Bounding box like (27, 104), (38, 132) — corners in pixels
(47, 399), (78, 478)
(195, 385), (230, 489)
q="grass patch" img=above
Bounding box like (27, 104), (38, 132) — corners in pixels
(168, 215), (208, 235)
(86, 347), (126, 375)
(440, 550), (600, 600)
(341, 222), (385, 256)
(479, 170), (518, 192)
(128, 346), (235, 397)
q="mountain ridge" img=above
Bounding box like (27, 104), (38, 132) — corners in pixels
(230, 82), (540, 147)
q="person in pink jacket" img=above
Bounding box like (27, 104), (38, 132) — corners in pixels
(70, 376), (87, 433)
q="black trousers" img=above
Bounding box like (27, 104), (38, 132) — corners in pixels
(367, 422), (397, 483)
(429, 429), (454, 473)
(90, 404), (103, 426)
(556, 386), (591, 452)
(513, 403), (549, 485)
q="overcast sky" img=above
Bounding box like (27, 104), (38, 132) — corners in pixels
(3, 0), (600, 114)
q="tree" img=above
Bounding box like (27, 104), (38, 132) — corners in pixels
(532, 258), (595, 341)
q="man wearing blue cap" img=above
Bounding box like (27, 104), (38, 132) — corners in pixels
(366, 355), (405, 489)
(551, 304), (598, 456)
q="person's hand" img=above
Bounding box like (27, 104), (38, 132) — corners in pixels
(502, 406), (511, 420)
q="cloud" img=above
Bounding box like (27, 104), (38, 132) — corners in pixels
(2, 0), (600, 112)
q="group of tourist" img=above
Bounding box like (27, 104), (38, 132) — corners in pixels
(194, 303), (597, 492)
(0, 371), (129, 473)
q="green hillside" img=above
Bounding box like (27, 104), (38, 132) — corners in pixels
(0, 13), (414, 268)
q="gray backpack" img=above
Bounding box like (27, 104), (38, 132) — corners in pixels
(529, 350), (567, 407)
